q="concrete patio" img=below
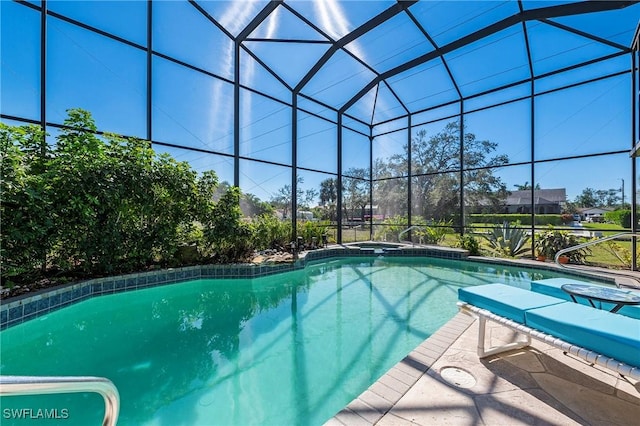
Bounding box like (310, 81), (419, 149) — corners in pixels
(327, 312), (640, 425)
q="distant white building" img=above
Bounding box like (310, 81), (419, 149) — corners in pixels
(296, 210), (315, 221)
(577, 207), (612, 222)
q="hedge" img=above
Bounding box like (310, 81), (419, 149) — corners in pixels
(604, 210), (631, 228)
(467, 214), (564, 226)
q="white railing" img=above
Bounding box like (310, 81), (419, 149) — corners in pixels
(398, 225), (423, 245)
(554, 232), (640, 288)
(0, 376), (119, 426)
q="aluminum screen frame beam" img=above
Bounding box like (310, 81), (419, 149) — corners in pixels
(340, 0), (639, 115)
(293, 0), (417, 95)
(233, 0), (282, 186)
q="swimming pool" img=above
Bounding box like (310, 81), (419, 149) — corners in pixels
(0, 257), (600, 425)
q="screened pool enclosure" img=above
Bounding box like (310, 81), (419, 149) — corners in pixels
(2, 1), (640, 263)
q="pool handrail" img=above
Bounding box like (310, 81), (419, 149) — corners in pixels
(398, 225), (423, 245)
(0, 375), (119, 426)
(554, 232), (640, 289)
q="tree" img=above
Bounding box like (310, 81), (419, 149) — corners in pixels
(270, 183), (294, 219)
(318, 177), (338, 221)
(563, 200), (579, 214)
(213, 180), (273, 217)
(575, 187), (619, 207)
(375, 121), (509, 221)
(298, 184), (318, 211)
(240, 192), (273, 217)
(373, 158), (407, 219)
(574, 187), (597, 207)
(343, 168), (369, 221)
(48, 110), (210, 272)
(600, 189), (620, 207)
(514, 182), (540, 190)
(270, 176), (317, 219)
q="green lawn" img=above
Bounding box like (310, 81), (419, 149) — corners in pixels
(331, 226), (372, 243)
(447, 229), (636, 270)
(581, 222), (629, 235)
(331, 224), (637, 271)
(587, 242), (631, 268)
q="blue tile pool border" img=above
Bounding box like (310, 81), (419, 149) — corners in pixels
(0, 245), (615, 330)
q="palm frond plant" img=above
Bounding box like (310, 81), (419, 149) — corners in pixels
(483, 222), (531, 258)
(414, 220), (453, 244)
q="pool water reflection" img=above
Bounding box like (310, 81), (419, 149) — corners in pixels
(0, 257), (569, 425)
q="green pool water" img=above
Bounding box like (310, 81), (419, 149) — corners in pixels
(0, 257), (559, 425)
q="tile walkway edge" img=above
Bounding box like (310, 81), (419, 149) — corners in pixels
(326, 313), (475, 425)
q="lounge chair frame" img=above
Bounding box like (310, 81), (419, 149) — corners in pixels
(457, 302), (640, 381)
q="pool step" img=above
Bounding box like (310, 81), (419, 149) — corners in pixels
(615, 275), (640, 290)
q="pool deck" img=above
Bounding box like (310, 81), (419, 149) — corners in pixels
(327, 312), (640, 425)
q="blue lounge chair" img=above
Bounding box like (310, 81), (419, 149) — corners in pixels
(458, 283), (640, 380)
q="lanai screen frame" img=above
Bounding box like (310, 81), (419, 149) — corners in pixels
(1, 0), (639, 267)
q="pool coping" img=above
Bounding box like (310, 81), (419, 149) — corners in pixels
(0, 245), (465, 329)
(0, 244), (618, 330)
(327, 313), (476, 425)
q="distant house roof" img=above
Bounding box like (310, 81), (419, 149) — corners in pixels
(505, 189), (566, 206)
(577, 207), (613, 214)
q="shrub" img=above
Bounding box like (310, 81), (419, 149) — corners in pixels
(374, 216), (408, 242)
(374, 216), (453, 244)
(414, 220), (452, 244)
(297, 220), (329, 248)
(535, 228), (591, 263)
(47, 111), (212, 273)
(0, 122), (51, 279)
(1, 109), (224, 283)
(458, 234), (481, 255)
(202, 187), (254, 263)
(560, 213), (573, 224)
(252, 214), (291, 251)
(601, 240), (637, 268)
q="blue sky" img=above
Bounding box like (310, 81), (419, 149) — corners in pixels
(1, 0), (639, 205)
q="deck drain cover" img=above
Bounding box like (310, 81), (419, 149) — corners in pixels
(440, 367), (476, 388)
